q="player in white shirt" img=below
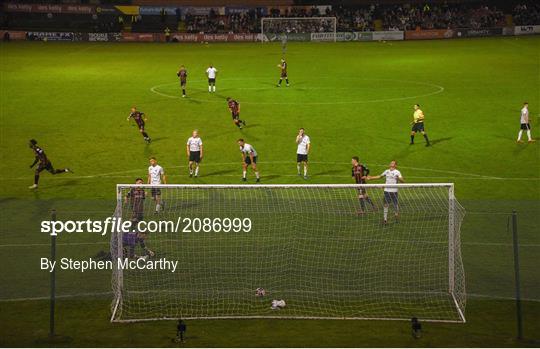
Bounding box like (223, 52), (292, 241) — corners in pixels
(517, 102), (535, 143)
(238, 138), (260, 182)
(206, 64), (218, 93)
(186, 130), (203, 178)
(147, 157), (167, 214)
(296, 128), (311, 179)
(367, 160), (404, 224)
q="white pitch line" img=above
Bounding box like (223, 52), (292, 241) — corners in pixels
(149, 78), (445, 105)
(1, 291), (539, 303)
(2, 161), (538, 181)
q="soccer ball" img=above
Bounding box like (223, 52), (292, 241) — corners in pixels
(255, 287), (266, 297)
(271, 299), (286, 309)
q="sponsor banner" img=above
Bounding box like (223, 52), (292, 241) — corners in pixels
(5, 3), (95, 14)
(455, 28), (502, 38)
(139, 6), (179, 16)
(514, 25), (540, 35)
(87, 32), (122, 42)
(405, 29), (454, 40)
(115, 5), (139, 15)
(264, 33), (311, 42)
(96, 6), (119, 15)
(121, 32), (157, 42)
(311, 32), (373, 42)
(225, 7), (251, 14)
(372, 30), (404, 41)
(311, 32), (337, 41)
(172, 33), (199, 42)
(0, 30), (27, 40)
(26, 31), (74, 41)
(171, 33), (257, 42)
(182, 6), (223, 16)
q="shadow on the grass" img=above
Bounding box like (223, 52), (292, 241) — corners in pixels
(429, 137), (453, 145)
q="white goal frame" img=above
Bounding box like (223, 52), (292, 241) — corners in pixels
(111, 183), (465, 323)
(260, 17), (337, 42)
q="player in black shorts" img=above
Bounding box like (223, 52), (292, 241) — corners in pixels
(351, 156), (376, 214)
(125, 177), (146, 221)
(177, 65), (187, 98)
(128, 107), (151, 144)
(227, 97), (246, 129)
(28, 139), (71, 189)
(277, 59), (289, 87)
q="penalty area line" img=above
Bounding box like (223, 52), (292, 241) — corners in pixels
(2, 161), (539, 181)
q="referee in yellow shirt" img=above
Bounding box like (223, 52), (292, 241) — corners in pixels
(410, 104), (431, 146)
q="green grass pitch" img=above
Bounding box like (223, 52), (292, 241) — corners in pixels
(0, 36), (539, 346)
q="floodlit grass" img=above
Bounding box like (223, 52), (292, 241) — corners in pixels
(0, 37), (539, 346)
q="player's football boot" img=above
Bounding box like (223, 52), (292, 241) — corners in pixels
(28, 184), (38, 190)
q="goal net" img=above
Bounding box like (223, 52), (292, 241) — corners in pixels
(260, 17), (337, 42)
(110, 184), (466, 323)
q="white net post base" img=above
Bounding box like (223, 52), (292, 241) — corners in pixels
(110, 184), (465, 323)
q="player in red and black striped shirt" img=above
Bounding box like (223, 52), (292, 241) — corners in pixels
(352, 156), (375, 214)
(128, 107), (151, 144)
(177, 65), (188, 98)
(28, 139), (71, 189)
(226, 97), (246, 129)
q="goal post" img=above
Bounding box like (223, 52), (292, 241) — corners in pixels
(110, 184), (466, 323)
(260, 17), (337, 42)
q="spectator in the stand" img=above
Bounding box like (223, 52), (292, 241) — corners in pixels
(164, 27), (171, 42)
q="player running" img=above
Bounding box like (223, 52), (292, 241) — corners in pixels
(227, 97), (246, 129)
(238, 139), (260, 182)
(148, 157), (166, 214)
(367, 160), (404, 225)
(277, 59), (289, 87)
(206, 64), (218, 93)
(186, 130), (203, 178)
(517, 102), (535, 143)
(177, 65), (188, 98)
(351, 156), (376, 215)
(28, 139), (72, 189)
(128, 107), (151, 144)
(296, 128), (310, 179)
(410, 104), (430, 147)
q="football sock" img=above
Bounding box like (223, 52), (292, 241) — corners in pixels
(303, 165), (308, 176)
(410, 135), (414, 143)
(208, 86), (211, 92)
(212, 86), (216, 92)
(423, 134), (430, 144)
(155, 204), (161, 212)
(142, 132), (149, 138)
(359, 198), (366, 211)
(278, 79), (282, 85)
(139, 240), (146, 249)
(242, 170), (247, 179)
(527, 130), (532, 141)
(366, 196), (375, 208)
(255, 172), (260, 179)
(286, 79), (289, 84)
(383, 207), (388, 221)
(297, 163), (301, 174)
(182, 89), (186, 96)
(53, 169), (65, 174)
(34, 175), (40, 185)
(195, 165), (199, 176)
(517, 130), (523, 141)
